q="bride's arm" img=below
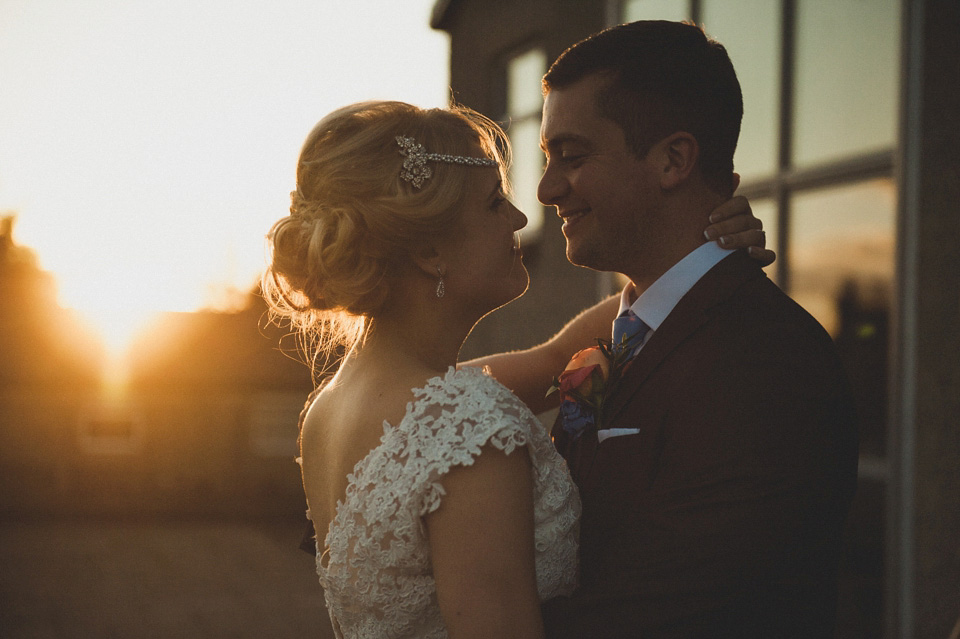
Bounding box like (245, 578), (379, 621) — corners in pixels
(425, 443), (543, 639)
(465, 295), (618, 414)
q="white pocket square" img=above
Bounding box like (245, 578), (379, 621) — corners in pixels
(597, 428), (641, 443)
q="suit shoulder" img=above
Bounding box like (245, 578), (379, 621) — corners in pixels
(724, 275), (836, 348)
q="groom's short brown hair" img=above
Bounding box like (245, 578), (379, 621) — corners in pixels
(543, 20), (743, 196)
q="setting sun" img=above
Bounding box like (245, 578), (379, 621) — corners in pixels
(0, 0), (449, 359)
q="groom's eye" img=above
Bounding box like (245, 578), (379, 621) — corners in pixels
(559, 145), (587, 162)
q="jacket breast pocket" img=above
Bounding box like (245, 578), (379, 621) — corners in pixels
(585, 424), (662, 500)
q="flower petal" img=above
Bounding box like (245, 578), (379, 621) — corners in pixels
(559, 364), (599, 393)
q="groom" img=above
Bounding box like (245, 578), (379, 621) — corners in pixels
(534, 21), (858, 638)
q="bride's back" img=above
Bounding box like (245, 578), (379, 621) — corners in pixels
(299, 358), (435, 549)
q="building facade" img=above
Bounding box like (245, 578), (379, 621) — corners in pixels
(432, 1), (960, 637)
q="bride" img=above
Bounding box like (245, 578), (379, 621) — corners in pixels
(263, 100), (768, 638)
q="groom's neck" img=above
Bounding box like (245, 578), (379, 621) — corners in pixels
(623, 227), (704, 296)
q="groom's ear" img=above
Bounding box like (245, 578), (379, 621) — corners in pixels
(655, 132), (699, 191)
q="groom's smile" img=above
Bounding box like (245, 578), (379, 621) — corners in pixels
(558, 208), (590, 232)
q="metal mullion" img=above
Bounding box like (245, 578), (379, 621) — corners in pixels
(782, 150), (896, 192)
(888, 1), (924, 636)
(733, 179), (778, 201)
(777, 0), (796, 293)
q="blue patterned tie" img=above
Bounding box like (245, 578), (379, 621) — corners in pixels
(612, 309), (651, 357)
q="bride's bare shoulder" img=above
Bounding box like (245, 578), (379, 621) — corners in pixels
(302, 359), (442, 444)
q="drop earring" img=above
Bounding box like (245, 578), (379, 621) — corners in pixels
(435, 266), (446, 298)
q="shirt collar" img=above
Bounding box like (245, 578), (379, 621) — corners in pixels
(618, 243), (734, 331)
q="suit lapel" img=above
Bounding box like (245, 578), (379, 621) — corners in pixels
(603, 251), (765, 425)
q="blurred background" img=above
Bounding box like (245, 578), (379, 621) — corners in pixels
(1, 1), (957, 638)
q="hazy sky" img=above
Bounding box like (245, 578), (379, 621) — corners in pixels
(0, 0), (449, 350)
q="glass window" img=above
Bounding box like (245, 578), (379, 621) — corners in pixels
(789, 178), (894, 460)
(248, 392), (302, 457)
(507, 118), (544, 237)
(622, 0), (690, 22)
(78, 401), (143, 455)
(788, 178), (895, 336)
(792, 0), (899, 167)
(506, 49), (547, 239)
(700, 0), (781, 181)
(507, 48), (546, 116)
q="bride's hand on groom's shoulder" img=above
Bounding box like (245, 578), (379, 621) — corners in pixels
(703, 195), (776, 267)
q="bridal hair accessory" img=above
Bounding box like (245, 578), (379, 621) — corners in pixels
(396, 136), (497, 188)
(435, 266), (446, 299)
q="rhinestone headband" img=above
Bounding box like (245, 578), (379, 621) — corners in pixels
(396, 135), (498, 189)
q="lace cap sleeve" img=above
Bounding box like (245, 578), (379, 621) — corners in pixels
(397, 367), (534, 518)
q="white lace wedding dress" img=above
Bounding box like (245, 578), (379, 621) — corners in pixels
(299, 366), (580, 639)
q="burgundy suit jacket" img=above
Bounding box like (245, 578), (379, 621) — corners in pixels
(543, 250), (858, 639)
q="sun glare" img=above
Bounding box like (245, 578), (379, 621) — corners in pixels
(0, 0), (449, 367)
(73, 304), (165, 362)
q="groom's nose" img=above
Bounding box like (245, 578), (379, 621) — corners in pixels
(537, 160), (568, 207)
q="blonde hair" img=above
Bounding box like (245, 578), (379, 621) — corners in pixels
(263, 100), (510, 375)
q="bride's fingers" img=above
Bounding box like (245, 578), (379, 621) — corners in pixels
(704, 212), (763, 242)
(747, 245), (777, 267)
(712, 226), (766, 249)
(708, 224), (777, 266)
(707, 195), (752, 224)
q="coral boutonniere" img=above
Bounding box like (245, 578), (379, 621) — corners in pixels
(546, 339), (636, 440)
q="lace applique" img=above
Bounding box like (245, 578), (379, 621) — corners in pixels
(302, 366), (580, 639)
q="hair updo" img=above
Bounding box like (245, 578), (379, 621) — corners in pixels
(263, 100), (510, 368)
